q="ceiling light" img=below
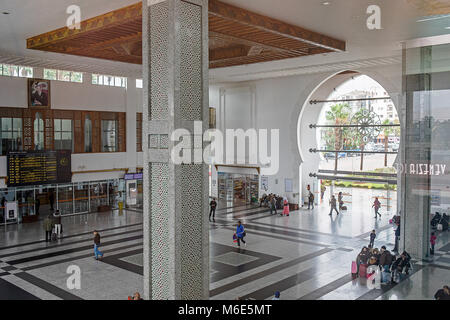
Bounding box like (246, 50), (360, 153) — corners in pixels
(322, 1), (331, 5)
(446, 26), (450, 29)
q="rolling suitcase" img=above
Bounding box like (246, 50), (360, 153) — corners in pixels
(351, 261), (358, 278)
(359, 264), (368, 278)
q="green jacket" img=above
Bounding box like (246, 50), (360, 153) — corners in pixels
(44, 217), (54, 232)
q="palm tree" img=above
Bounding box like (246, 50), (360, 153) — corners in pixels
(325, 103), (351, 171)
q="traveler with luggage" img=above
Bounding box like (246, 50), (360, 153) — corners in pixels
(379, 246), (394, 270)
(236, 221), (246, 247)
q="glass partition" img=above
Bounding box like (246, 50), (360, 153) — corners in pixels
(57, 184), (74, 215)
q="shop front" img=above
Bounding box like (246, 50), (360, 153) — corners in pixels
(0, 177), (128, 225)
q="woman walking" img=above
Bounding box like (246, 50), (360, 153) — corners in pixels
(282, 199), (290, 216)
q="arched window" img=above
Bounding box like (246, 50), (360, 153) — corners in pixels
(34, 112), (44, 150)
(84, 115), (92, 152)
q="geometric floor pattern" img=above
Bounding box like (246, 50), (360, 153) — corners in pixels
(0, 199), (448, 300)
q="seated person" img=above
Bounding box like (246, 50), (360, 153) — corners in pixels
(379, 246), (394, 269)
(434, 286), (450, 300)
(380, 265), (391, 284)
(356, 247), (370, 273)
(391, 251), (412, 283)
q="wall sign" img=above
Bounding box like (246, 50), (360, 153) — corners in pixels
(395, 163), (447, 176)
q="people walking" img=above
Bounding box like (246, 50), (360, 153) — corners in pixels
(44, 214), (54, 242)
(308, 191), (314, 210)
(430, 232), (437, 255)
(53, 209), (62, 238)
(209, 198), (217, 222)
(282, 199), (290, 216)
(236, 221), (246, 247)
(373, 197), (381, 218)
(369, 229), (376, 248)
(329, 195), (339, 216)
(93, 230), (104, 260)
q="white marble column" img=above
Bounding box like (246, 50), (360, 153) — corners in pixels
(142, 0), (209, 300)
(126, 77), (138, 173)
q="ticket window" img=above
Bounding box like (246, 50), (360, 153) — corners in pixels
(126, 180), (138, 206)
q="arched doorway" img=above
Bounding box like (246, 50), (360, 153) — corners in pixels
(297, 70), (402, 235)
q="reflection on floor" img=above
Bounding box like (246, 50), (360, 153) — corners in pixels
(0, 200), (448, 300)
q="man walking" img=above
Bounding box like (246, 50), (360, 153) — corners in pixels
(236, 221), (246, 247)
(270, 196), (277, 215)
(44, 214), (54, 242)
(209, 198), (217, 222)
(93, 230), (104, 260)
(329, 195), (339, 216)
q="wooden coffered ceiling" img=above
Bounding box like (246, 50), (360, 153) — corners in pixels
(27, 0), (346, 69)
(407, 0), (450, 15)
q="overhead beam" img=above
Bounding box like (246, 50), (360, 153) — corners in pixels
(27, 2), (142, 49)
(209, 45), (250, 62)
(209, 31), (308, 55)
(208, 0), (346, 52)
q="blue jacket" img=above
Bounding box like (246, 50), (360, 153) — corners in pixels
(236, 225), (245, 238)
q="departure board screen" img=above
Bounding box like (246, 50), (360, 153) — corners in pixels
(7, 151), (71, 187)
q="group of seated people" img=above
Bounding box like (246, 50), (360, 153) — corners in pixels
(259, 193), (284, 209)
(431, 212), (449, 231)
(355, 245), (412, 284)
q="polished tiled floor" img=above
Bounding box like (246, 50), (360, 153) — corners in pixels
(0, 194), (448, 300)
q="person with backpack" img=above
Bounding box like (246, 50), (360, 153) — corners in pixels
(236, 221), (246, 247)
(307, 191), (314, 210)
(209, 198), (217, 222)
(93, 230), (104, 260)
(373, 197), (381, 218)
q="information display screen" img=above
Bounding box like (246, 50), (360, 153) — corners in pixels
(7, 151), (71, 187)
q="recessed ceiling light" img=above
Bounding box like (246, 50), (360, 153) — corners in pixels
(446, 26), (450, 29)
(322, 1), (331, 5)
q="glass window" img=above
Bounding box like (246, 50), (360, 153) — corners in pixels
(136, 79), (143, 89)
(34, 113), (44, 150)
(54, 119), (73, 151)
(84, 115), (92, 152)
(0, 118), (22, 155)
(92, 74), (98, 85)
(19, 66), (33, 78)
(101, 120), (118, 152)
(71, 72), (83, 83)
(115, 77), (122, 87)
(44, 69), (57, 80)
(58, 70), (71, 82)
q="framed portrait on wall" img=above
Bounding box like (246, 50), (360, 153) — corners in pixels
(28, 78), (51, 108)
